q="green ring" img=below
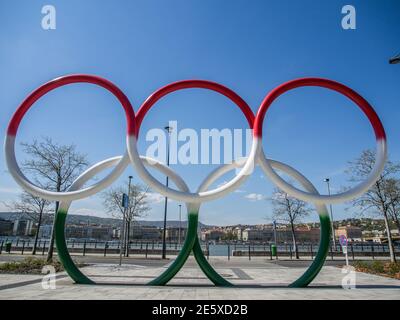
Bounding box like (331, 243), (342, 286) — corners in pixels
(55, 204), (330, 287)
(54, 209), (94, 284)
(148, 212), (198, 285)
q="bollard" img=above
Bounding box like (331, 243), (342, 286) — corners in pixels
(104, 242), (108, 257)
(83, 240), (86, 256)
(271, 244), (278, 259)
(5, 241), (12, 254)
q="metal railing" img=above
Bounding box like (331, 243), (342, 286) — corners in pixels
(0, 237), (399, 260)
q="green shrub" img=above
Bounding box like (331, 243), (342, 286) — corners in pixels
(353, 261), (369, 270)
(371, 260), (385, 273)
(353, 260), (400, 279)
(386, 262), (400, 276)
(0, 257), (64, 274)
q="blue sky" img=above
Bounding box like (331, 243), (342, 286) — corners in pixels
(0, 0), (399, 225)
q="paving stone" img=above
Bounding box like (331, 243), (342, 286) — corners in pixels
(0, 259), (399, 300)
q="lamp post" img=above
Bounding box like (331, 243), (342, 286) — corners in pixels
(125, 175), (133, 257)
(178, 204), (182, 246)
(162, 125), (173, 259)
(324, 178), (337, 249)
(389, 53), (400, 64)
(119, 191), (129, 266)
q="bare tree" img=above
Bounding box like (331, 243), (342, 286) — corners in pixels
(270, 186), (312, 259)
(21, 137), (89, 262)
(6, 187), (53, 255)
(102, 181), (150, 255)
(385, 178), (400, 236)
(346, 149), (400, 262)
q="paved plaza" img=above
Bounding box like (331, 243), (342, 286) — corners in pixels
(0, 256), (399, 300)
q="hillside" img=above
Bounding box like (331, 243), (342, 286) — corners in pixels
(0, 212), (210, 228)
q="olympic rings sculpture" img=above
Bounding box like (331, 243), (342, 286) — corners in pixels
(4, 74), (387, 288)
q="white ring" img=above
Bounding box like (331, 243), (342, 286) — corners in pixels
(258, 141), (387, 205)
(58, 155), (198, 215)
(4, 134), (131, 202)
(126, 135), (258, 203)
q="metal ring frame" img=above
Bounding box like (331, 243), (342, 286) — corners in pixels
(4, 74), (387, 287)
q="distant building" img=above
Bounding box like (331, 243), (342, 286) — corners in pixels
(294, 226), (320, 243)
(113, 228), (121, 239)
(201, 229), (226, 241)
(38, 224), (113, 240)
(88, 226), (113, 240)
(0, 219), (13, 236)
(65, 225), (88, 238)
(240, 226), (320, 243)
(242, 228), (274, 242)
(12, 219), (34, 236)
(363, 229), (399, 243)
(232, 227), (244, 241)
(38, 224), (53, 238)
(130, 225), (161, 240)
(165, 227), (187, 242)
(335, 226), (362, 241)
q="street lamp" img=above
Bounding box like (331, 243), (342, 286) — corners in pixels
(178, 204), (182, 246)
(324, 178), (337, 249)
(126, 175), (133, 257)
(272, 220), (277, 245)
(389, 53), (400, 64)
(162, 125), (173, 259)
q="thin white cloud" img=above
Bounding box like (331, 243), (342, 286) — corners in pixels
(147, 193), (166, 204)
(69, 208), (106, 216)
(245, 193), (267, 201)
(216, 180), (229, 188)
(0, 186), (20, 194)
(0, 202), (9, 211)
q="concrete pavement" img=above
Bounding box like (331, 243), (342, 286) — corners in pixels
(0, 256), (399, 300)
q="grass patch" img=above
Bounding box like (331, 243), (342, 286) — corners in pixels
(353, 260), (400, 280)
(0, 257), (85, 274)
